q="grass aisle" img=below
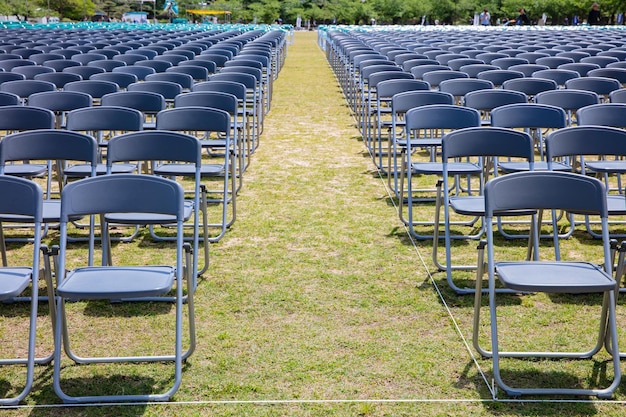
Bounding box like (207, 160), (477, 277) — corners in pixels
(191, 31), (491, 416)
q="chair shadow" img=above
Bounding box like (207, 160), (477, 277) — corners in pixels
(82, 298), (173, 317)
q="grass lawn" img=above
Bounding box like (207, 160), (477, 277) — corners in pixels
(2, 30), (626, 416)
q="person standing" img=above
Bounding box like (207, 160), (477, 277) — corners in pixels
(479, 8), (491, 25)
(516, 8), (530, 25)
(588, 3), (602, 25)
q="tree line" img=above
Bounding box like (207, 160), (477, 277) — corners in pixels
(2, 0), (625, 26)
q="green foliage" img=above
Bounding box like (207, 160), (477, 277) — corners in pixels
(14, 0), (626, 26)
(47, 0), (94, 20)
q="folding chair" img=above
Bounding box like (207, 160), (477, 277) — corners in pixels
(104, 130), (205, 279)
(0, 129), (98, 260)
(28, 90), (92, 129)
(175, 91), (245, 185)
(400, 105), (481, 241)
(52, 174), (195, 403)
(547, 125), (626, 239)
(156, 107), (235, 243)
(0, 176), (44, 405)
(477, 171), (620, 398)
(438, 127), (535, 294)
(388, 91), (454, 199)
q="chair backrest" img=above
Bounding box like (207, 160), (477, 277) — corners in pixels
(405, 104), (481, 131)
(410, 64), (450, 79)
(458, 64), (499, 78)
(66, 106), (143, 132)
(90, 72), (139, 89)
(484, 171), (606, 218)
(0, 175), (42, 222)
(423, 70), (469, 88)
(71, 53), (108, 65)
(180, 59), (217, 74)
(33, 72), (82, 89)
(492, 57), (529, 69)
(0, 91), (19, 106)
(401, 58), (439, 71)
(28, 90), (92, 112)
(476, 69), (524, 87)
(464, 89), (528, 111)
(564, 76), (621, 98)
(127, 80), (182, 100)
(438, 78), (493, 102)
(11, 65), (54, 80)
(502, 78), (558, 97)
(64, 80), (118, 100)
(107, 130), (201, 167)
(87, 59), (127, 72)
(546, 125), (626, 161)
(62, 66), (106, 79)
(174, 91), (238, 116)
(0, 79), (55, 99)
(557, 62), (601, 76)
(531, 69), (580, 86)
(442, 126), (534, 160)
(60, 174), (184, 223)
(166, 65), (209, 81)
(576, 103), (626, 127)
(392, 90), (454, 114)
(0, 129), (97, 171)
(534, 89), (599, 112)
(101, 91), (166, 114)
(609, 89), (626, 103)
(535, 56), (575, 68)
(0, 105), (54, 131)
(376, 79), (429, 99)
(156, 106), (230, 133)
(135, 59), (173, 73)
(112, 65), (156, 81)
(491, 103), (566, 129)
(588, 68), (626, 84)
(145, 72), (194, 90)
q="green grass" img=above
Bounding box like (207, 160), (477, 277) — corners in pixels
(3, 30), (626, 416)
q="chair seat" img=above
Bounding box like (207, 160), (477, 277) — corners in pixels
(0, 267), (32, 300)
(586, 160), (626, 174)
(0, 200), (81, 222)
(496, 261), (615, 293)
(64, 163), (136, 177)
(104, 200), (194, 225)
(155, 163), (224, 177)
(450, 196), (535, 216)
(4, 163), (47, 177)
(411, 161), (481, 175)
(607, 194), (626, 215)
(498, 161), (570, 173)
(396, 138), (442, 148)
(57, 265), (176, 300)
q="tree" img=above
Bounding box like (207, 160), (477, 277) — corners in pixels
(48, 0), (95, 20)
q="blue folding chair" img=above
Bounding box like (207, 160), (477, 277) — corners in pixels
(478, 171), (620, 398)
(0, 176), (43, 405)
(53, 174), (195, 403)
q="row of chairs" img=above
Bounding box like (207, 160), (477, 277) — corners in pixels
(0, 27), (287, 404)
(327, 27), (626, 399)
